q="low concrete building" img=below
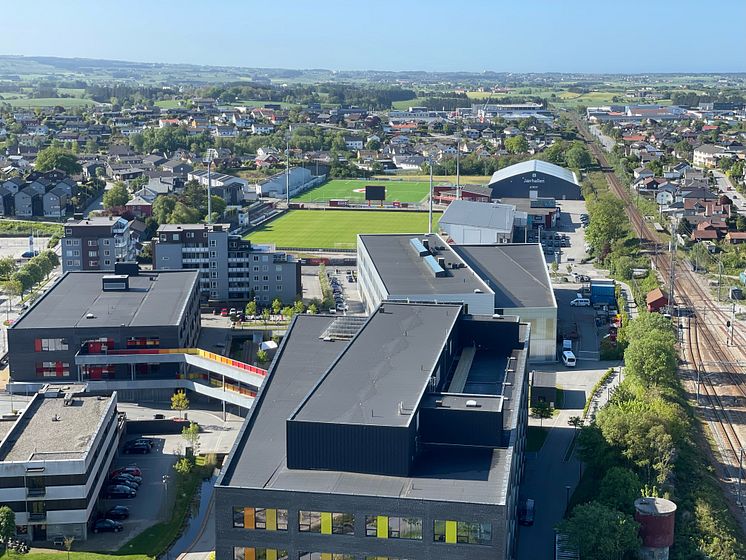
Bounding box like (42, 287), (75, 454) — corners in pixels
(0, 388), (122, 542)
(440, 200), (516, 244)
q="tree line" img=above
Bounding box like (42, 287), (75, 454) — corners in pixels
(1, 250), (60, 298)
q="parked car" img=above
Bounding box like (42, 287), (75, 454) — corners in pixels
(111, 466), (142, 478)
(110, 476), (139, 490)
(104, 485), (136, 499)
(92, 519), (123, 533)
(570, 297), (591, 307)
(129, 438), (154, 449)
(111, 472), (142, 484)
(105, 506), (130, 520)
(124, 443), (151, 454)
(562, 351), (577, 367)
(220, 308), (229, 317)
(518, 499), (535, 526)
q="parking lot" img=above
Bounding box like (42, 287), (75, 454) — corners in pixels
(84, 435), (178, 550)
(326, 266), (365, 314)
(0, 237), (51, 260)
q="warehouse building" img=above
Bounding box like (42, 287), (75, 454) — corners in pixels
(439, 200), (516, 244)
(488, 160), (581, 201)
(215, 301), (530, 560)
(0, 387), (122, 542)
(357, 234), (557, 361)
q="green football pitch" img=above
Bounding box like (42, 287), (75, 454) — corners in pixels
(292, 179), (439, 203)
(247, 210), (442, 249)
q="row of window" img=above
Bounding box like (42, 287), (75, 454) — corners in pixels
(233, 551), (407, 560)
(232, 508), (490, 545)
(34, 338), (69, 352)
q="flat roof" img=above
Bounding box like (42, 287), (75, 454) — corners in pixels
(0, 393), (114, 462)
(358, 233), (491, 296)
(452, 244), (557, 309)
(219, 306), (531, 506)
(291, 303), (461, 427)
(11, 270), (199, 330)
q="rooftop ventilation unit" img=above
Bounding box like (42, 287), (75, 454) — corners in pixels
(423, 255), (446, 277)
(465, 399), (479, 408)
(409, 237), (429, 257)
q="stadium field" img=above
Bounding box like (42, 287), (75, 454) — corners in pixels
(292, 179), (438, 203)
(246, 210), (441, 249)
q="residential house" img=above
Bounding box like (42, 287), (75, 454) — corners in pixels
(343, 137), (364, 151)
(646, 288), (668, 312)
(693, 144), (725, 168)
(125, 195), (153, 218)
(42, 184), (70, 218)
(392, 154), (425, 170)
(725, 232), (746, 244)
(251, 123), (274, 135)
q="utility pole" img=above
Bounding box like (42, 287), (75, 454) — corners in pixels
(718, 258), (723, 302)
(428, 158), (434, 234)
(668, 218), (678, 307)
(456, 138), (461, 200)
(727, 303), (735, 346)
(286, 136), (290, 207)
(738, 447), (744, 507)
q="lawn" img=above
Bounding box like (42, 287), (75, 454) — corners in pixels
(1, 553), (149, 560)
(154, 99), (184, 109)
(293, 179), (436, 204)
(247, 210), (442, 249)
(5, 97), (98, 108)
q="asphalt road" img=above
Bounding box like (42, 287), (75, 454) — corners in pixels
(712, 170), (745, 212)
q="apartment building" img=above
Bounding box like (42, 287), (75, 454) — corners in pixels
(62, 216), (137, 272)
(153, 223), (300, 304)
(0, 388), (122, 542)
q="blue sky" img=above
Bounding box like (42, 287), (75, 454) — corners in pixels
(4, 0), (745, 73)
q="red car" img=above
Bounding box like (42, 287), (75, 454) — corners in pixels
(220, 308), (229, 317)
(111, 466), (142, 478)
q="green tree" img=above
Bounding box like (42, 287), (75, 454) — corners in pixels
(504, 134), (529, 154)
(271, 298), (283, 314)
(256, 349), (269, 363)
(102, 182), (130, 209)
(558, 501), (640, 560)
(566, 143), (593, 170)
(677, 217), (692, 237)
(623, 313), (676, 346)
(292, 300), (305, 315)
(0, 505), (15, 543)
(598, 467), (642, 514)
(168, 201), (202, 224)
(586, 196), (629, 256)
(736, 214), (746, 232)
(11, 269), (34, 294)
(261, 307), (271, 324)
(153, 195), (178, 224)
(531, 401), (552, 427)
(34, 146), (82, 175)
(181, 421), (201, 455)
(245, 300), (257, 316)
(308, 303), (318, 315)
(624, 331), (678, 388)
(281, 306), (293, 319)
(173, 457), (193, 476)
(170, 391), (189, 419)
(0, 257), (18, 280)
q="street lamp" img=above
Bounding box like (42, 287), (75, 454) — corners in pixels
(565, 485), (571, 512)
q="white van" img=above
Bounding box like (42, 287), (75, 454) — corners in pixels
(562, 351), (577, 367)
(570, 297), (591, 307)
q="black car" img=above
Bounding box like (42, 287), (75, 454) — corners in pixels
(111, 472), (142, 485)
(105, 506), (130, 520)
(111, 476), (140, 489)
(124, 443), (150, 454)
(92, 519), (123, 533)
(104, 485), (136, 499)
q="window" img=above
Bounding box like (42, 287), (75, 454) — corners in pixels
(73, 250), (80, 256)
(332, 513), (355, 535)
(104, 250), (110, 256)
(276, 285), (283, 292)
(253, 256), (259, 262)
(233, 548), (288, 560)
(210, 290), (218, 298)
(263, 275), (269, 281)
(262, 286), (269, 291)
(187, 232), (194, 238)
(160, 235), (167, 242)
(253, 266), (260, 272)
(366, 516), (422, 540)
(103, 239), (111, 246)
(211, 271), (218, 278)
(262, 256), (268, 262)
(66, 260), (74, 266)
(211, 282), (217, 288)
(64, 239), (73, 246)
(209, 239), (217, 247)
(299, 554), (353, 560)
(210, 262), (217, 269)
(210, 251), (217, 258)
(232, 507), (287, 531)
(299, 510), (321, 533)
(275, 265), (282, 271)
(276, 275), (282, 281)
(173, 234), (179, 240)
(88, 251), (98, 257)
(253, 275), (259, 281)
(434, 520), (491, 545)
(88, 240), (97, 247)
(104, 260), (111, 266)
(35, 338), (68, 352)
(262, 265), (268, 271)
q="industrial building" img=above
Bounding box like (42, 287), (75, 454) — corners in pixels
(0, 387), (122, 542)
(152, 223), (301, 305)
(488, 160), (581, 201)
(215, 301), (530, 560)
(439, 200), (516, 244)
(357, 234), (557, 361)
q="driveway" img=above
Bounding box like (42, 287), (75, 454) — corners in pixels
(517, 359), (621, 560)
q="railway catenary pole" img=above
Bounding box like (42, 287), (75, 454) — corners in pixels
(738, 447), (744, 507)
(668, 218), (678, 307)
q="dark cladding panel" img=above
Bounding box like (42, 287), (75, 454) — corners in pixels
(459, 317), (521, 353)
(286, 420), (414, 477)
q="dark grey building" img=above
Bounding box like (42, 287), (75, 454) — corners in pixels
(153, 223), (301, 305)
(7, 266), (200, 386)
(215, 301), (530, 560)
(488, 160), (581, 200)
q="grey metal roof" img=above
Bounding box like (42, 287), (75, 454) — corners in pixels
(358, 233), (491, 296)
(291, 303), (461, 427)
(452, 244), (557, 309)
(11, 270), (199, 330)
(488, 159), (579, 186)
(440, 200), (515, 232)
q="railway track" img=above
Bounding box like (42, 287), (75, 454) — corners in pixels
(575, 118), (746, 468)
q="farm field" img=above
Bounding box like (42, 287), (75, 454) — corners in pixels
(1, 96), (98, 108)
(293, 179), (438, 203)
(247, 210), (442, 249)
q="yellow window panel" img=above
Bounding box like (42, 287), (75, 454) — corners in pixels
(320, 554), (332, 560)
(445, 520), (457, 543)
(320, 512), (332, 535)
(266, 550), (277, 560)
(244, 507), (255, 530)
(266, 508), (277, 531)
(377, 515), (388, 538)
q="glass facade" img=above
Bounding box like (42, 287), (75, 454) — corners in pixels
(232, 507), (288, 531)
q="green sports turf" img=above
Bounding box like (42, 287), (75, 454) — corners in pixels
(293, 179), (436, 203)
(247, 210), (441, 249)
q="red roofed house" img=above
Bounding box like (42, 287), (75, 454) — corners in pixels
(725, 231), (746, 244)
(646, 288), (668, 312)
